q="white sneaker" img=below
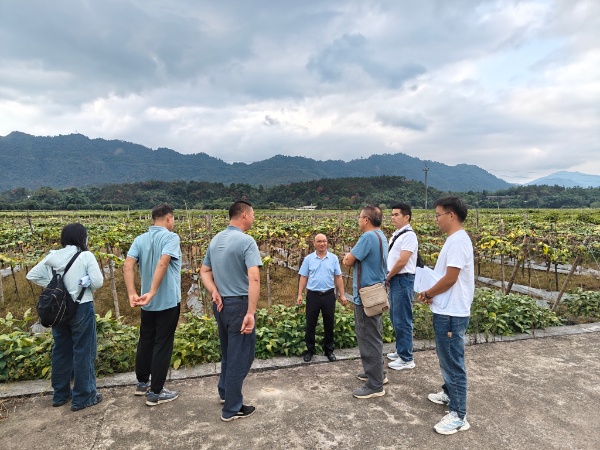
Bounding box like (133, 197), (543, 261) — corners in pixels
(388, 359), (415, 371)
(428, 391), (450, 405)
(386, 352), (399, 361)
(433, 411), (470, 435)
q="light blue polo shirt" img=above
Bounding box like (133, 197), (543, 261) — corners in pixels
(203, 226), (263, 297)
(299, 251), (342, 292)
(127, 226), (181, 312)
(350, 230), (388, 306)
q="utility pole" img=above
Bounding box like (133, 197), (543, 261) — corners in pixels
(423, 165), (429, 217)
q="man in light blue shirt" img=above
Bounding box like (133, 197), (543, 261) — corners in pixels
(201, 201), (262, 422)
(124, 203), (181, 406)
(343, 205), (388, 399)
(297, 234), (347, 362)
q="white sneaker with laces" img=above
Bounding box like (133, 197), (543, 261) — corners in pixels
(433, 411), (470, 435)
(428, 391), (450, 405)
(386, 352), (399, 361)
(388, 359), (415, 370)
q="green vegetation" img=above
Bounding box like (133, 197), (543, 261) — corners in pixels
(0, 131), (510, 192)
(3, 176), (600, 211)
(561, 289), (600, 320)
(1, 291), (567, 383)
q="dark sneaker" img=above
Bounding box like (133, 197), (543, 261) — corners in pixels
(52, 396), (71, 407)
(324, 351), (336, 362)
(357, 371), (388, 384)
(145, 388), (179, 406)
(221, 405), (256, 422)
(135, 381), (151, 396)
(71, 393), (102, 411)
(303, 352), (313, 362)
(352, 385), (385, 399)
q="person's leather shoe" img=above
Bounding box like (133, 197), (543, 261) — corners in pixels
(303, 352), (313, 362)
(324, 351), (336, 362)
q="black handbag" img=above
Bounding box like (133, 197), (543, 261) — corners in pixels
(36, 252), (86, 327)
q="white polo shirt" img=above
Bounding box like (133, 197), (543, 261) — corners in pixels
(387, 225), (419, 274)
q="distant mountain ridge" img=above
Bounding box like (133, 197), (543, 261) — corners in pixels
(525, 171), (600, 188)
(0, 131), (511, 192)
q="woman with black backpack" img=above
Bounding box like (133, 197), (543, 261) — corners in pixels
(27, 223), (104, 411)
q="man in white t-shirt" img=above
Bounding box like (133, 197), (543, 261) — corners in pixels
(385, 203), (418, 371)
(418, 196), (474, 435)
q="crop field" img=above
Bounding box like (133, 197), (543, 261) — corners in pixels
(1, 208), (599, 323)
(1, 207), (599, 383)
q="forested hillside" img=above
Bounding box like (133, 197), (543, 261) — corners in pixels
(0, 131), (511, 192)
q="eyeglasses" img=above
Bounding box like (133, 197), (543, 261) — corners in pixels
(357, 215), (368, 221)
(435, 212), (452, 220)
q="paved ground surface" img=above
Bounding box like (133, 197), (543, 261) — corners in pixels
(2, 333), (600, 450)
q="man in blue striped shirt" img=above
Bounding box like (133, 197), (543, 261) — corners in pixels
(297, 234), (347, 362)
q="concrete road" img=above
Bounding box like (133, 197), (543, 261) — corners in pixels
(2, 333), (599, 450)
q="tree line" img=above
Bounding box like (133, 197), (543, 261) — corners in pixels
(1, 176), (599, 211)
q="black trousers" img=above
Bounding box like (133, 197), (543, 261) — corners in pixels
(136, 303), (180, 394)
(305, 290), (336, 354)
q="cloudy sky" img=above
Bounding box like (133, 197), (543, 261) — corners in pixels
(0, 0), (598, 183)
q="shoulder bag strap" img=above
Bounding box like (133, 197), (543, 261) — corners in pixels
(357, 259), (361, 292)
(62, 251), (82, 276)
(388, 229), (411, 252)
(376, 232), (386, 283)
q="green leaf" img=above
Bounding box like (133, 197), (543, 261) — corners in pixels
(173, 359), (181, 370)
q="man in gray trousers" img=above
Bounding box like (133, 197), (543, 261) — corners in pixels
(343, 205), (389, 398)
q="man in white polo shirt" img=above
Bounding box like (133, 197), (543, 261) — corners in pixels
(297, 234), (347, 362)
(385, 203), (418, 371)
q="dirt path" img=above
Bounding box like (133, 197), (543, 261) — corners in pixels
(2, 333), (599, 449)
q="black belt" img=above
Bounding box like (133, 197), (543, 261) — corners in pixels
(392, 273), (415, 278)
(222, 296), (248, 300)
(307, 288), (334, 296)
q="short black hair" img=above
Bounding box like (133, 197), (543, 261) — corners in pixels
(229, 200), (253, 219)
(61, 223), (88, 251)
(433, 196), (468, 223)
(391, 202), (412, 221)
(362, 205), (383, 227)
(152, 203), (174, 220)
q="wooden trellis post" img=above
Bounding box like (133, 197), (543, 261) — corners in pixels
(0, 264), (4, 305)
(106, 245), (120, 318)
(266, 239), (272, 308)
(505, 236), (529, 294)
(552, 236), (591, 311)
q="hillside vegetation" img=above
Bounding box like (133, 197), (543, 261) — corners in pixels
(2, 176), (600, 210)
(0, 131), (510, 192)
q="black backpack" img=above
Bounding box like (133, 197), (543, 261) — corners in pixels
(37, 252), (87, 327)
(388, 229), (425, 269)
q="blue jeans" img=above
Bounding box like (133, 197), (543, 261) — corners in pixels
(214, 298), (256, 419)
(433, 313), (469, 419)
(51, 301), (98, 409)
(388, 274), (415, 362)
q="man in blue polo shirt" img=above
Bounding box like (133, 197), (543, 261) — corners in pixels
(297, 233), (347, 363)
(343, 205), (388, 399)
(124, 203), (181, 406)
(200, 201), (263, 422)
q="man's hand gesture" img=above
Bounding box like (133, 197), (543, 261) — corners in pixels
(212, 289), (223, 312)
(240, 313), (255, 334)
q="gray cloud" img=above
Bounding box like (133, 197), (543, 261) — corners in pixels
(0, 0), (598, 183)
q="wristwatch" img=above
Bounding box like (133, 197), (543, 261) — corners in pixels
(424, 291), (432, 300)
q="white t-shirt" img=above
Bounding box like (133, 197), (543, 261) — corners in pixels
(387, 225), (418, 274)
(430, 229), (475, 317)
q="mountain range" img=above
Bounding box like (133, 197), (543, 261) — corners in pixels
(526, 171), (600, 188)
(0, 131), (512, 192)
